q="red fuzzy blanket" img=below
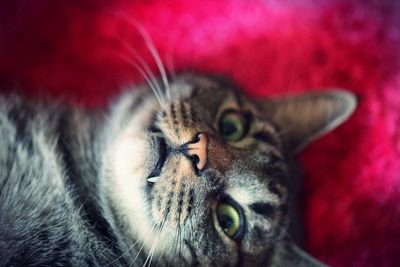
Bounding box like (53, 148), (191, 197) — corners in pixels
(1, 1), (399, 266)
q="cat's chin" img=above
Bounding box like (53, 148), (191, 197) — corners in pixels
(105, 146), (195, 261)
(146, 136), (167, 185)
(102, 117), (175, 258)
(100, 84), (199, 262)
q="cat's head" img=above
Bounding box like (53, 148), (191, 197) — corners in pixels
(102, 73), (356, 266)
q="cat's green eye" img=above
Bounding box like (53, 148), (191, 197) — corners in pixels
(217, 203), (241, 238)
(218, 110), (247, 142)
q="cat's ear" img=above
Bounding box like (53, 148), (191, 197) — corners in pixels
(275, 239), (327, 267)
(255, 90), (356, 153)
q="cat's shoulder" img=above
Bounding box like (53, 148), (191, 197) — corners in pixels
(0, 93), (115, 265)
(0, 93), (69, 220)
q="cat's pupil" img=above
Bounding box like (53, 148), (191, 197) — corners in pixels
(219, 111), (247, 142)
(221, 123), (237, 135)
(219, 215), (233, 230)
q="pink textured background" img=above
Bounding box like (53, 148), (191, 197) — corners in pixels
(1, 1), (399, 266)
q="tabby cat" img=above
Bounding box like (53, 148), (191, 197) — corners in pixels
(0, 73), (356, 266)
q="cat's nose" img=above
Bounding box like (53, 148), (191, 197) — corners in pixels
(183, 133), (208, 172)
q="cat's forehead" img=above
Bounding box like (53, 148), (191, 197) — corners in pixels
(225, 167), (283, 205)
(171, 74), (244, 101)
(168, 74), (261, 123)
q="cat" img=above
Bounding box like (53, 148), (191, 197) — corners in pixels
(0, 72), (356, 266)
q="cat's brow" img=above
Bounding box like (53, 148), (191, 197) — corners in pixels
(249, 202), (275, 218)
(253, 131), (278, 146)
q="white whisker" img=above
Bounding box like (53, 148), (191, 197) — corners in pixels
(107, 236), (140, 266)
(106, 204), (152, 266)
(133, 22), (172, 102)
(179, 225), (184, 267)
(143, 219), (164, 267)
(166, 52), (177, 84)
(121, 202), (151, 217)
(122, 41), (166, 104)
(129, 221), (159, 267)
(111, 13), (172, 102)
(121, 56), (164, 106)
(177, 212), (183, 266)
(167, 223), (179, 264)
(157, 227), (168, 265)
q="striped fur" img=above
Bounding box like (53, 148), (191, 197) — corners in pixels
(0, 74), (355, 266)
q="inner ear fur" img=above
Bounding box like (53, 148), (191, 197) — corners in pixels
(255, 89), (357, 153)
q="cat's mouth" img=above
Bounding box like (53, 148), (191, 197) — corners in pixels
(147, 129), (168, 184)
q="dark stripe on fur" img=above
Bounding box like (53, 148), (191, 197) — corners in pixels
(181, 102), (189, 127)
(268, 181), (284, 199)
(263, 165), (286, 181)
(253, 131), (278, 146)
(188, 188), (195, 216)
(249, 202), (275, 218)
(57, 113), (122, 257)
(185, 239), (200, 266)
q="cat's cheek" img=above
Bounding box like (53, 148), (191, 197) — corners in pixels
(111, 130), (150, 181)
(104, 129), (153, 232)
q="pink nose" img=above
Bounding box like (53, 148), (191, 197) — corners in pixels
(187, 133), (208, 170)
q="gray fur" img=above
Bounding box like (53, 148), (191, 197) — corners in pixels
(0, 74), (354, 266)
(0, 96), (121, 266)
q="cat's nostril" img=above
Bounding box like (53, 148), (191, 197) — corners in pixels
(186, 155), (200, 174)
(193, 133), (200, 143)
(184, 132), (208, 172)
(192, 155), (200, 165)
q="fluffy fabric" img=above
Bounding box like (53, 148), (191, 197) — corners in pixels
(0, 0), (399, 266)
